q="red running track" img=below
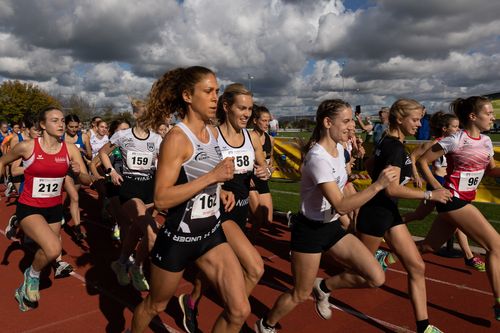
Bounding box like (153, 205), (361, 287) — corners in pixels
(0, 185), (498, 332)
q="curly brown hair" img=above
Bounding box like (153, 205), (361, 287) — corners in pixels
(139, 66), (215, 131)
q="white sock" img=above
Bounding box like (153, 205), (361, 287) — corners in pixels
(29, 266), (40, 278)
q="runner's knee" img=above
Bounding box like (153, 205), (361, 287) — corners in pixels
(244, 256), (264, 283)
(291, 288), (313, 304)
(44, 242), (62, 261)
(405, 255), (425, 278)
(226, 298), (250, 325)
(367, 268), (385, 288)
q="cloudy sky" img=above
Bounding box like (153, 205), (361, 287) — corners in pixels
(1, 0), (500, 117)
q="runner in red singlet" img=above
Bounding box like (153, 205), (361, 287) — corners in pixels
(0, 106), (93, 312)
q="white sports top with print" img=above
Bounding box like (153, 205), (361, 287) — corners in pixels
(300, 143), (348, 223)
(109, 128), (162, 179)
(90, 133), (109, 158)
(438, 129), (494, 201)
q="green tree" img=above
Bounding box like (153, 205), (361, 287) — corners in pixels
(0, 80), (60, 123)
(58, 94), (96, 123)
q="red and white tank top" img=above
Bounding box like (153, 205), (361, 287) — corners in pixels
(19, 137), (70, 207)
(438, 130), (494, 201)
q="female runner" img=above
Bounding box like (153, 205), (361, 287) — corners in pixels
(255, 99), (398, 333)
(417, 96), (500, 320)
(356, 99), (451, 333)
(0, 106), (93, 311)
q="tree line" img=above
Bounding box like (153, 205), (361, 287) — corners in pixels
(0, 80), (133, 125)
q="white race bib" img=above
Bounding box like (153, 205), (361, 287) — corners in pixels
(126, 151), (153, 170)
(221, 150), (254, 174)
(191, 186), (220, 220)
(458, 170), (484, 191)
(32, 177), (64, 198)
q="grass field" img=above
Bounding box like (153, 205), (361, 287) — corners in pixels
(278, 131), (500, 142)
(268, 179), (500, 240)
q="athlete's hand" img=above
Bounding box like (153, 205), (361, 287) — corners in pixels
(413, 174), (423, 189)
(375, 165), (398, 189)
(254, 164), (269, 180)
(220, 189), (235, 212)
(211, 157), (234, 183)
(70, 159), (81, 176)
(110, 169), (123, 185)
(431, 188), (452, 203)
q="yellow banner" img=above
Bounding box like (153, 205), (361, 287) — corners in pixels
(271, 137), (302, 180)
(272, 138), (500, 204)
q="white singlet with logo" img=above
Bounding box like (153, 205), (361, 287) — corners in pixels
(300, 143), (348, 223)
(217, 128), (255, 174)
(110, 128), (162, 178)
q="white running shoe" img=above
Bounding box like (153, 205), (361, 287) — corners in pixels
(254, 318), (277, 333)
(312, 277), (332, 320)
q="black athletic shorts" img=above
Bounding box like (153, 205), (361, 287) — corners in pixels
(151, 222), (226, 272)
(250, 175), (270, 194)
(105, 181), (120, 198)
(436, 196), (469, 213)
(221, 197), (249, 230)
(16, 202), (64, 224)
(119, 176), (154, 205)
(290, 213), (347, 253)
(9, 175), (24, 183)
(356, 203), (405, 237)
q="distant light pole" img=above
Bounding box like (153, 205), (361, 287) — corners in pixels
(340, 61), (346, 97)
(248, 74), (255, 91)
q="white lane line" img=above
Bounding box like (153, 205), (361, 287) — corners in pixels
(260, 279), (415, 333)
(22, 310), (101, 333)
(387, 268), (493, 296)
(330, 303), (414, 333)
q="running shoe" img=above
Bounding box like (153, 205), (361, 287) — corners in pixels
(254, 318), (277, 333)
(4, 181), (14, 197)
(494, 304), (500, 321)
(73, 224), (87, 241)
(423, 325), (443, 333)
(375, 249), (390, 272)
(129, 265), (149, 292)
(464, 256), (486, 272)
(54, 260), (73, 279)
(21, 268), (40, 302)
(111, 260), (130, 286)
(5, 214), (19, 240)
(14, 286), (38, 312)
(286, 211), (293, 227)
(111, 223), (120, 241)
(312, 277), (332, 320)
(178, 293), (198, 333)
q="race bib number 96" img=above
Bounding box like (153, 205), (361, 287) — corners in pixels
(126, 151), (153, 171)
(32, 177), (64, 198)
(191, 186), (220, 220)
(458, 170), (484, 192)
